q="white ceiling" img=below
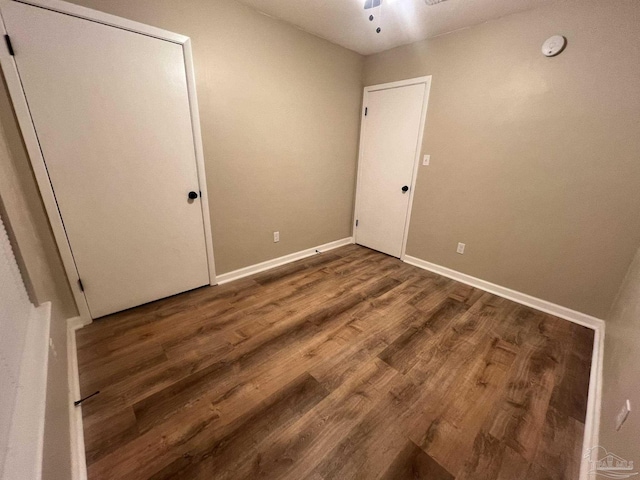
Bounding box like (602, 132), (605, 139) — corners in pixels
(235, 0), (557, 55)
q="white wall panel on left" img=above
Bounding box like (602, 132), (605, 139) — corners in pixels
(0, 212), (51, 479)
(0, 212), (31, 474)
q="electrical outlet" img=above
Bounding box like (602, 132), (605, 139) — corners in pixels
(457, 242), (466, 254)
(423, 154), (430, 166)
(273, 231), (280, 243)
(616, 400), (631, 431)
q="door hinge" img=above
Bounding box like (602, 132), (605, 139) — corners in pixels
(78, 279), (84, 292)
(356, 219), (359, 227)
(364, 107), (368, 116)
(4, 35), (14, 56)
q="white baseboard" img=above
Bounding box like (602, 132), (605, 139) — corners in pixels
(580, 324), (605, 480)
(67, 317), (87, 480)
(216, 237), (354, 285)
(402, 254), (605, 479)
(403, 255), (605, 330)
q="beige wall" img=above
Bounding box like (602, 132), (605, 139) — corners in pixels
(68, 0), (364, 274)
(600, 243), (640, 464)
(364, 0), (640, 318)
(0, 72), (76, 479)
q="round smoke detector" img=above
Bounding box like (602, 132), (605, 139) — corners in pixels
(542, 35), (567, 57)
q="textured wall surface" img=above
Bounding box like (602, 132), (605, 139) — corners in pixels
(0, 212), (31, 477)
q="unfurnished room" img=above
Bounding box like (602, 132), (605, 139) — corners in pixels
(0, 0), (639, 479)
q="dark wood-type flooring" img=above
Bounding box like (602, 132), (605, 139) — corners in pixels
(77, 245), (594, 479)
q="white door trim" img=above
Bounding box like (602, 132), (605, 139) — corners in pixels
(0, 0), (216, 324)
(66, 317), (87, 480)
(353, 76), (432, 260)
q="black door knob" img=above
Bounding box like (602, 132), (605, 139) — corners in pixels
(188, 191), (199, 200)
(401, 185), (409, 193)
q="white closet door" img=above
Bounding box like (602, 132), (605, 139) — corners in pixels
(3, 2), (211, 318)
(355, 83), (427, 257)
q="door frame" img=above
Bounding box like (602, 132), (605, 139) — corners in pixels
(0, 0), (217, 324)
(353, 76), (432, 261)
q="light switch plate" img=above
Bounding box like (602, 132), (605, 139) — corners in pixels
(423, 155), (430, 166)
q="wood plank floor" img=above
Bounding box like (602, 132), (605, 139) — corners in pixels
(77, 245), (594, 480)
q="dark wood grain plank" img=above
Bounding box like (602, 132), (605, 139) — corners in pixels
(379, 440), (454, 480)
(76, 245), (592, 480)
(147, 373), (329, 479)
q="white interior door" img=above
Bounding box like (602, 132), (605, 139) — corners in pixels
(3, 2), (211, 318)
(355, 81), (429, 258)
